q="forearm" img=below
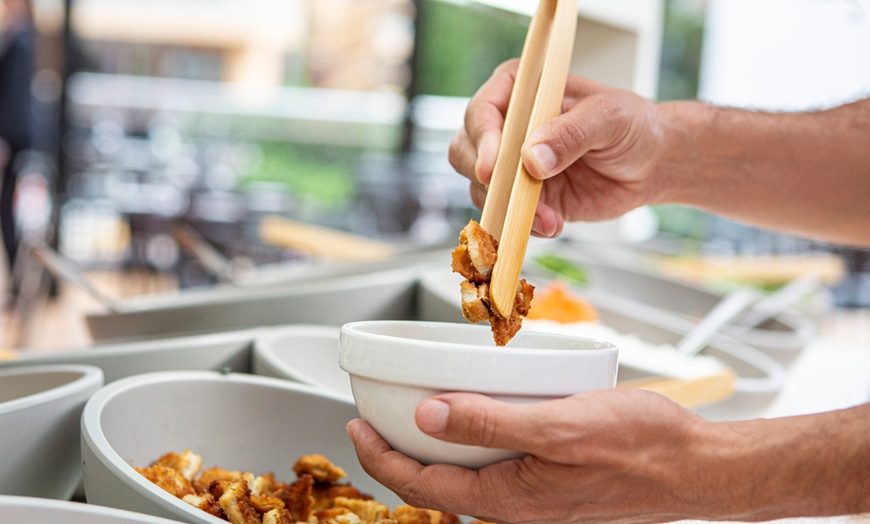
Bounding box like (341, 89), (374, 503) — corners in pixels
(691, 403), (870, 520)
(656, 99), (870, 247)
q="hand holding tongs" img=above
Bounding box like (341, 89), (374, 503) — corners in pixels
(480, 0), (578, 318)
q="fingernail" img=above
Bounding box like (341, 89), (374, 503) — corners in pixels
(417, 399), (450, 434)
(530, 144), (557, 176)
(532, 215), (543, 236)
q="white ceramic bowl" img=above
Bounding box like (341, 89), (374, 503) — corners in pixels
(86, 266), (421, 341)
(252, 325), (352, 399)
(0, 365), (104, 499)
(0, 329), (261, 383)
(339, 320), (618, 469)
(0, 495), (184, 523)
(81, 371), (402, 523)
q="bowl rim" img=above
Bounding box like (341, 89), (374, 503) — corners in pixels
(339, 320), (619, 394)
(253, 324), (350, 398)
(81, 370), (355, 524)
(0, 494), (184, 523)
(0, 364), (104, 415)
(341, 320), (617, 355)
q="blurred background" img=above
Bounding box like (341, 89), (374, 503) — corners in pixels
(1, 0), (869, 348)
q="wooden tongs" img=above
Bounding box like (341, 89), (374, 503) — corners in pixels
(480, 0), (578, 318)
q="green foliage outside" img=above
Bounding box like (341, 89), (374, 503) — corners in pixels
(658, 0), (707, 101)
(241, 141), (357, 207)
(413, 1), (529, 97)
(533, 254), (590, 287)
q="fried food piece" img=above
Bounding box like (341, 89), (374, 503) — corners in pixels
(273, 474), (314, 522)
(312, 482), (372, 509)
(318, 507), (361, 524)
(135, 465), (195, 498)
(214, 478), (261, 524)
(390, 505), (461, 524)
(183, 493), (225, 519)
(451, 222), (497, 282)
(250, 492), (285, 514)
(333, 497), (389, 524)
(137, 450), (464, 524)
(195, 466), (246, 493)
(151, 449), (203, 481)
(492, 278), (534, 347)
(250, 472), (277, 497)
(262, 508), (296, 524)
(293, 454), (347, 483)
(452, 220), (535, 346)
(458, 280), (491, 323)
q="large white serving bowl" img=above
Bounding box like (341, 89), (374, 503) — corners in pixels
(81, 371), (403, 523)
(0, 365), (104, 499)
(252, 325), (351, 400)
(0, 495), (184, 523)
(339, 320), (619, 469)
(0, 329), (261, 383)
(86, 266), (422, 341)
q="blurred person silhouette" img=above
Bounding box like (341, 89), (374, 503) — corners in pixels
(0, 0), (35, 275)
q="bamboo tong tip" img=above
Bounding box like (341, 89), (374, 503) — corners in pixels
(480, 0), (577, 318)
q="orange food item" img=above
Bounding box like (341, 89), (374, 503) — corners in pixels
(527, 281), (598, 323)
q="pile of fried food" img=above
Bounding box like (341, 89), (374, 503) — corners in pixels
(452, 220), (534, 346)
(135, 450), (475, 524)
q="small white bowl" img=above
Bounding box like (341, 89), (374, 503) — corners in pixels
(252, 325), (352, 400)
(0, 365), (104, 499)
(81, 371), (402, 523)
(0, 495), (184, 523)
(339, 320), (618, 469)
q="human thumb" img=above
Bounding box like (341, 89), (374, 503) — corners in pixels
(415, 393), (537, 453)
(522, 94), (626, 180)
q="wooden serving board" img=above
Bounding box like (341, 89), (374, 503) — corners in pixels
(258, 216), (396, 262)
(618, 368), (737, 409)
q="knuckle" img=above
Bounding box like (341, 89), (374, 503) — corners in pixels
(554, 93), (623, 153)
(463, 405), (499, 448)
(396, 483), (430, 510)
(447, 133), (464, 167)
(395, 471), (440, 511)
(555, 117), (590, 155)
